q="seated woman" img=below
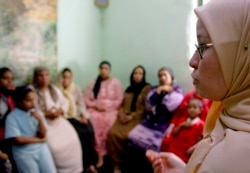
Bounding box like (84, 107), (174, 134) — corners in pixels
(107, 65), (151, 173)
(0, 68), (15, 139)
(84, 61), (123, 168)
(0, 67), (17, 173)
(128, 67), (184, 152)
(32, 66), (83, 173)
(58, 67), (97, 173)
(125, 67), (183, 173)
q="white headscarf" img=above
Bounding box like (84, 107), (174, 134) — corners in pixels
(58, 71), (77, 118)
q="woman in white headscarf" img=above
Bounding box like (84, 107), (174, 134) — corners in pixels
(146, 0), (250, 173)
(58, 67), (97, 173)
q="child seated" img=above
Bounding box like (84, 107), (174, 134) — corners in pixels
(161, 98), (204, 162)
(5, 86), (56, 173)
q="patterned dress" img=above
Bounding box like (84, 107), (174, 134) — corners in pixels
(85, 77), (123, 156)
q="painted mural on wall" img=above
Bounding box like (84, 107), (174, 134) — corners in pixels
(0, 0), (57, 85)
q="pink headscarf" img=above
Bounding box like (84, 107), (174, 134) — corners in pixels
(186, 0), (250, 172)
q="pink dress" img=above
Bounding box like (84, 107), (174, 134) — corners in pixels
(85, 77), (123, 156)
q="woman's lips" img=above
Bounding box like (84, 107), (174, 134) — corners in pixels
(193, 79), (198, 85)
(191, 73), (198, 85)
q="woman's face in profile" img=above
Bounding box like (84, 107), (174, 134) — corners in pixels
(133, 67), (144, 83)
(158, 70), (172, 86)
(61, 71), (72, 88)
(189, 20), (227, 101)
(99, 64), (110, 79)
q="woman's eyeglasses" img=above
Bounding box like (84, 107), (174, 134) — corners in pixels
(195, 43), (213, 59)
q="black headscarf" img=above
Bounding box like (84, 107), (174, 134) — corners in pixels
(93, 61), (111, 99)
(125, 65), (148, 111)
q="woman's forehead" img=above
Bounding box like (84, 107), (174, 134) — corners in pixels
(196, 20), (211, 43)
(159, 70), (170, 75)
(39, 70), (49, 75)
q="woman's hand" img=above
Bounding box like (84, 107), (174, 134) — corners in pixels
(95, 103), (106, 112)
(56, 108), (64, 116)
(118, 113), (126, 122)
(157, 85), (173, 94)
(146, 150), (186, 173)
(80, 117), (89, 124)
(120, 115), (133, 124)
(45, 108), (60, 119)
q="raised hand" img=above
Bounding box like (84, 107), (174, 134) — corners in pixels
(146, 150), (186, 173)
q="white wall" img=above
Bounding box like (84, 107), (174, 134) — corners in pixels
(58, 0), (102, 87)
(58, 0), (198, 91)
(102, 0), (197, 92)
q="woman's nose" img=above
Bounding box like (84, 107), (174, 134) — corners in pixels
(189, 52), (200, 69)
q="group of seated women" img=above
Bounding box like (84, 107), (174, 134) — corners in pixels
(0, 60), (211, 173)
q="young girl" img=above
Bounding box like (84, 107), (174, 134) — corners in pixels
(5, 86), (56, 173)
(161, 98), (204, 162)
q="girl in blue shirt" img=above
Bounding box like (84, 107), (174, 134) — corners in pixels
(5, 86), (56, 173)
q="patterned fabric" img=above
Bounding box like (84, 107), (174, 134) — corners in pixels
(85, 77), (123, 156)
